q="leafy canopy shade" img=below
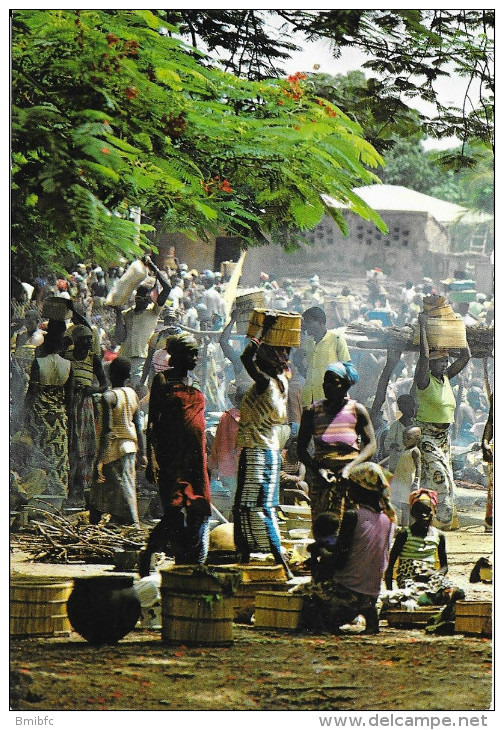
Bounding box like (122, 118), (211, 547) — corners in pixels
(11, 9), (386, 279)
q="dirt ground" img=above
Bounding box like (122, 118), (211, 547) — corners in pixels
(10, 508), (494, 713)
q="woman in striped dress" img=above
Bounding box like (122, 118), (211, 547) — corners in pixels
(65, 325), (107, 506)
(233, 315), (294, 579)
(297, 362), (377, 530)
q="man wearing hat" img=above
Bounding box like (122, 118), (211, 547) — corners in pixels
(302, 274), (325, 308)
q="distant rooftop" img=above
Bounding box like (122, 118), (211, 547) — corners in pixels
(322, 184), (468, 225)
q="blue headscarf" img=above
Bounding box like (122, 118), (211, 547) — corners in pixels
(325, 361), (359, 387)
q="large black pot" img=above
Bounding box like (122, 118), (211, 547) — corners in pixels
(66, 575), (141, 645)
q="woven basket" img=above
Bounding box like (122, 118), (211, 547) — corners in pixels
(455, 600), (492, 637)
(235, 289), (266, 334)
(254, 591), (304, 630)
(385, 606), (440, 629)
(247, 309), (302, 347)
(233, 581), (289, 623)
(412, 316), (467, 349)
(42, 296), (71, 321)
(161, 591), (234, 646)
(220, 261), (237, 278)
(10, 576), (73, 637)
(423, 304), (458, 319)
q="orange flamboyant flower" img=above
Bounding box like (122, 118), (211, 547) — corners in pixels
(219, 179), (233, 193)
(124, 86), (139, 100)
(287, 71), (307, 84)
(101, 147), (110, 154)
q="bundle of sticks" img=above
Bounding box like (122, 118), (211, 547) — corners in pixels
(10, 510), (148, 564)
(345, 322), (493, 358)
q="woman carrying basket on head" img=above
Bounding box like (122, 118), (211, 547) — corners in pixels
(414, 312), (471, 529)
(233, 314), (294, 580)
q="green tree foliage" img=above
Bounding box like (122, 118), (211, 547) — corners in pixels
(378, 139), (461, 202)
(281, 9), (494, 150)
(436, 144), (494, 215)
(162, 10), (300, 80)
(11, 9), (386, 279)
(168, 10), (493, 151)
(306, 71), (424, 154)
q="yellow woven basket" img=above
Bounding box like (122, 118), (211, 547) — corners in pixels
(10, 576), (73, 637)
(254, 591), (304, 630)
(412, 317), (467, 349)
(247, 309), (302, 347)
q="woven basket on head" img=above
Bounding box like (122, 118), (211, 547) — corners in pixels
(247, 308), (301, 347)
(235, 289), (266, 334)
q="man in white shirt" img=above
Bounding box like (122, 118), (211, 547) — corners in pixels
(168, 276), (184, 311)
(200, 270), (227, 329)
(114, 257), (170, 392)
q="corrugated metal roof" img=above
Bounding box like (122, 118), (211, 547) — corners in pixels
(322, 184), (468, 224)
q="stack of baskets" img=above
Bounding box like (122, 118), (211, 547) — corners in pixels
(447, 279), (477, 304)
(413, 295), (467, 349)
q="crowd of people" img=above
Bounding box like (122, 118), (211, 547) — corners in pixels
(10, 252), (493, 632)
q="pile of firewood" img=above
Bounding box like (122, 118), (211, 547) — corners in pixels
(10, 510), (148, 564)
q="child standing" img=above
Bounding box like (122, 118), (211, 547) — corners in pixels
(208, 385), (245, 517)
(279, 436), (309, 504)
(390, 426), (422, 526)
(383, 393), (417, 472)
(89, 356), (147, 525)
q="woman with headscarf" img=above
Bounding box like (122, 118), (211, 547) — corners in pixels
(414, 312), (471, 529)
(233, 314), (294, 579)
(24, 321), (74, 496)
(138, 333), (212, 576)
(383, 489), (464, 621)
(295, 462), (396, 635)
(297, 361), (377, 528)
(64, 324), (107, 506)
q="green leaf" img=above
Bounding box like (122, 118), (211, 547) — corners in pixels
(154, 67), (183, 90)
(193, 200), (219, 220)
(80, 161), (121, 183)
